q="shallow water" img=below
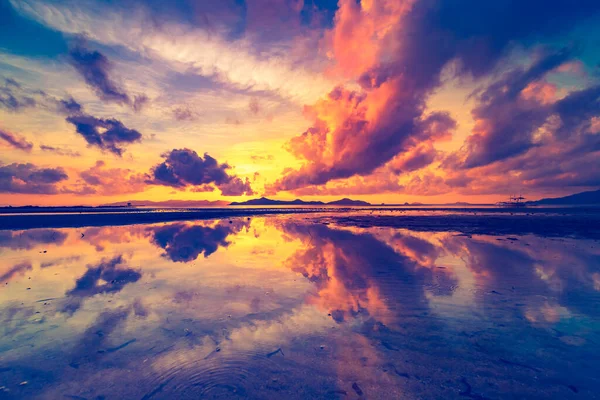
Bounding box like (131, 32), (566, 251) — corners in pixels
(1, 213), (599, 399)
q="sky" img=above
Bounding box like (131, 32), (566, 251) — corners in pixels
(1, 0), (600, 206)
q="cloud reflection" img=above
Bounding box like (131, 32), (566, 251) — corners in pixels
(62, 254), (142, 314)
(1, 216), (600, 399)
(278, 221), (446, 326)
(0, 261), (32, 282)
(0, 229), (67, 250)
(150, 220), (250, 262)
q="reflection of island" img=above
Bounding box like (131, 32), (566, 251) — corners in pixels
(149, 220), (250, 262)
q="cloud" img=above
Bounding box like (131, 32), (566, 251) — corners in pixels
(437, 49), (600, 194)
(442, 135), (600, 195)
(149, 149), (253, 196)
(218, 176), (254, 196)
(10, 0), (335, 105)
(270, 83), (456, 191)
(387, 142), (439, 174)
(269, 0), (600, 193)
(68, 42), (130, 105)
(5, 0), (600, 200)
(40, 144), (81, 157)
(0, 163), (68, 194)
(76, 160), (148, 195)
(286, 168), (404, 196)
(249, 97), (260, 115)
(0, 77), (142, 157)
(0, 128), (33, 152)
(66, 114), (142, 156)
(403, 172), (451, 196)
(446, 49), (577, 169)
(172, 106), (196, 121)
(250, 154), (274, 162)
(0, 77), (36, 111)
(0, 76), (82, 115)
(68, 41), (150, 112)
(132, 94), (149, 112)
(269, 1), (465, 193)
(58, 97), (83, 114)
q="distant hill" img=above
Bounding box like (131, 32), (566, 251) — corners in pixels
(229, 197), (323, 206)
(327, 198), (371, 206)
(531, 189), (600, 205)
(229, 197), (371, 206)
(103, 199), (229, 208)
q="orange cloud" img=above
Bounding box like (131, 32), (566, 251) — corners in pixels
(520, 80), (558, 105)
(326, 0), (414, 78)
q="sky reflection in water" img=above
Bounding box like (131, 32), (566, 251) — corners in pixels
(1, 214), (599, 399)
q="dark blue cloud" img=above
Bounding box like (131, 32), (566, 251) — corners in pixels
(443, 49), (600, 172)
(149, 148), (254, 195)
(554, 85), (600, 139)
(66, 114), (142, 156)
(0, 77), (83, 115)
(459, 49), (575, 168)
(69, 43), (131, 105)
(0, 163), (68, 194)
(58, 97), (83, 114)
(0, 128), (33, 152)
(277, 0), (600, 191)
(67, 42), (149, 112)
(0, 77), (36, 111)
(0, 76), (140, 156)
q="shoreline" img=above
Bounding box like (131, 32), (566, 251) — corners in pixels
(0, 208), (324, 230)
(0, 207), (599, 238)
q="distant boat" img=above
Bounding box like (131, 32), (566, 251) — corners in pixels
(496, 194), (527, 208)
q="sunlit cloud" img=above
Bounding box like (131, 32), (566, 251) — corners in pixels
(1, 0), (599, 205)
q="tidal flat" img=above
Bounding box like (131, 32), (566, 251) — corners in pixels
(1, 210), (599, 399)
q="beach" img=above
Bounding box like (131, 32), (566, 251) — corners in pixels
(1, 209), (599, 399)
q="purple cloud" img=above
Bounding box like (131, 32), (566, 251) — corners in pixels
(66, 114), (142, 156)
(0, 128), (33, 152)
(0, 163), (68, 194)
(149, 148), (253, 196)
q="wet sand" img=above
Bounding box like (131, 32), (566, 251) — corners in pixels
(1, 212), (599, 399)
(2, 207), (599, 239)
(0, 207), (323, 230)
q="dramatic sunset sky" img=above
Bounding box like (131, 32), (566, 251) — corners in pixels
(1, 0), (600, 206)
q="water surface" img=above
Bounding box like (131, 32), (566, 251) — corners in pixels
(1, 213), (599, 399)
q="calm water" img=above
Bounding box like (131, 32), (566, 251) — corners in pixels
(1, 213), (599, 399)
